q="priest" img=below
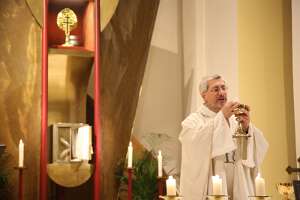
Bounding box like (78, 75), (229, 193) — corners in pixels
(179, 75), (268, 200)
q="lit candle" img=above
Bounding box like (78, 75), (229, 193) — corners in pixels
(128, 141), (133, 168)
(166, 175), (176, 196)
(18, 139), (24, 168)
(157, 150), (162, 177)
(212, 175), (222, 195)
(255, 173), (266, 196)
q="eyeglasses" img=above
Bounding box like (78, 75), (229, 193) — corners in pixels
(208, 85), (227, 93)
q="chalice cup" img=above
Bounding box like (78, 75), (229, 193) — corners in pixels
(277, 183), (294, 200)
(233, 104), (250, 160)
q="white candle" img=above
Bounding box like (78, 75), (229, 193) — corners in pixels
(255, 173), (266, 196)
(127, 141), (133, 168)
(212, 175), (223, 195)
(18, 139), (24, 168)
(166, 175), (176, 196)
(157, 150), (162, 177)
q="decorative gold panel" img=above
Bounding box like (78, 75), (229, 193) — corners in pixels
(48, 49), (93, 124)
(47, 162), (93, 187)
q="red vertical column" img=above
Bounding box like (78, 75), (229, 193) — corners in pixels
(157, 177), (165, 199)
(40, 0), (48, 200)
(93, 0), (101, 199)
(18, 169), (24, 200)
(128, 168), (133, 200)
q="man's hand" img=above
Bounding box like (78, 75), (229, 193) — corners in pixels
(238, 109), (250, 132)
(221, 101), (239, 119)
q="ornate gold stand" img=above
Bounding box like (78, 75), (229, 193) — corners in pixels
(277, 182), (294, 200)
(206, 194), (229, 199)
(159, 195), (183, 200)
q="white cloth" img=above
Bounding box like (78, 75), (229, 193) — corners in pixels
(179, 105), (268, 200)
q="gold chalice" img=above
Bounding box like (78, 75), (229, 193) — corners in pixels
(277, 183), (294, 200)
(233, 104), (250, 123)
(233, 104), (251, 160)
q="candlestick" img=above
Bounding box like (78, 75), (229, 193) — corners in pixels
(166, 176), (176, 196)
(212, 175), (223, 195)
(248, 195), (271, 200)
(157, 176), (166, 199)
(128, 141), (133, 168)
(159, 196), (183, 200)
(14, 166), (26, 200)
(127, 168), (133, 200)
(255, 173), (266, 196)
(158, 150), (163, 178)
(19, 139), (24, 168)
(206, 194), (229, 200)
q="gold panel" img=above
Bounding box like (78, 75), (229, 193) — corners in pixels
(25, 0), (119, 31)
(47, 162), (93, 187)
(0, 0), (42, 199)
(48, 50), (93, 124)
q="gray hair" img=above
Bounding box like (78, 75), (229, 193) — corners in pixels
(199, 74), (223, 93)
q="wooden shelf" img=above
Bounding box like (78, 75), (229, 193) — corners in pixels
(49, 46), (94, 57)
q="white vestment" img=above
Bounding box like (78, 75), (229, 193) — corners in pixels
(179, 105), (268, 200)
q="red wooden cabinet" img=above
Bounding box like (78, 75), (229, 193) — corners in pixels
(41, 0), (101, 199)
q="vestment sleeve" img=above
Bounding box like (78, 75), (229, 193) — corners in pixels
(179, 111), (236, 158)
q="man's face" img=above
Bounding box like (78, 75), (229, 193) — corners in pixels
(201, 78), (227, 112)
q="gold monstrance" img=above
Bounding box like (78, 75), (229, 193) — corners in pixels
(233, 104), (251, 160)
(57, 8), (78, 46)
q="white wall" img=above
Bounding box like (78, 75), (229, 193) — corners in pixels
(151, 0), (179, 54)
(133, 0), (239, 178)
(292, 0), (300, 161)
(182, 0), (238, 115)
(133, 0), (183, 176)
(204, 0), (238, 100)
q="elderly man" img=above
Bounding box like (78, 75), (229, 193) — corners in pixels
(179, 75), (268, 200)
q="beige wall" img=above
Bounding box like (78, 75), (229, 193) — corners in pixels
(238, 0), (296, 198)
(292, 0), (300, 160)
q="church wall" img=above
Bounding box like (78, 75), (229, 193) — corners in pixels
(0, 0), (42, 199)
(238, 0), (295, 198)
(181, 0), (239, 115)
(132, 0), (183, 177)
